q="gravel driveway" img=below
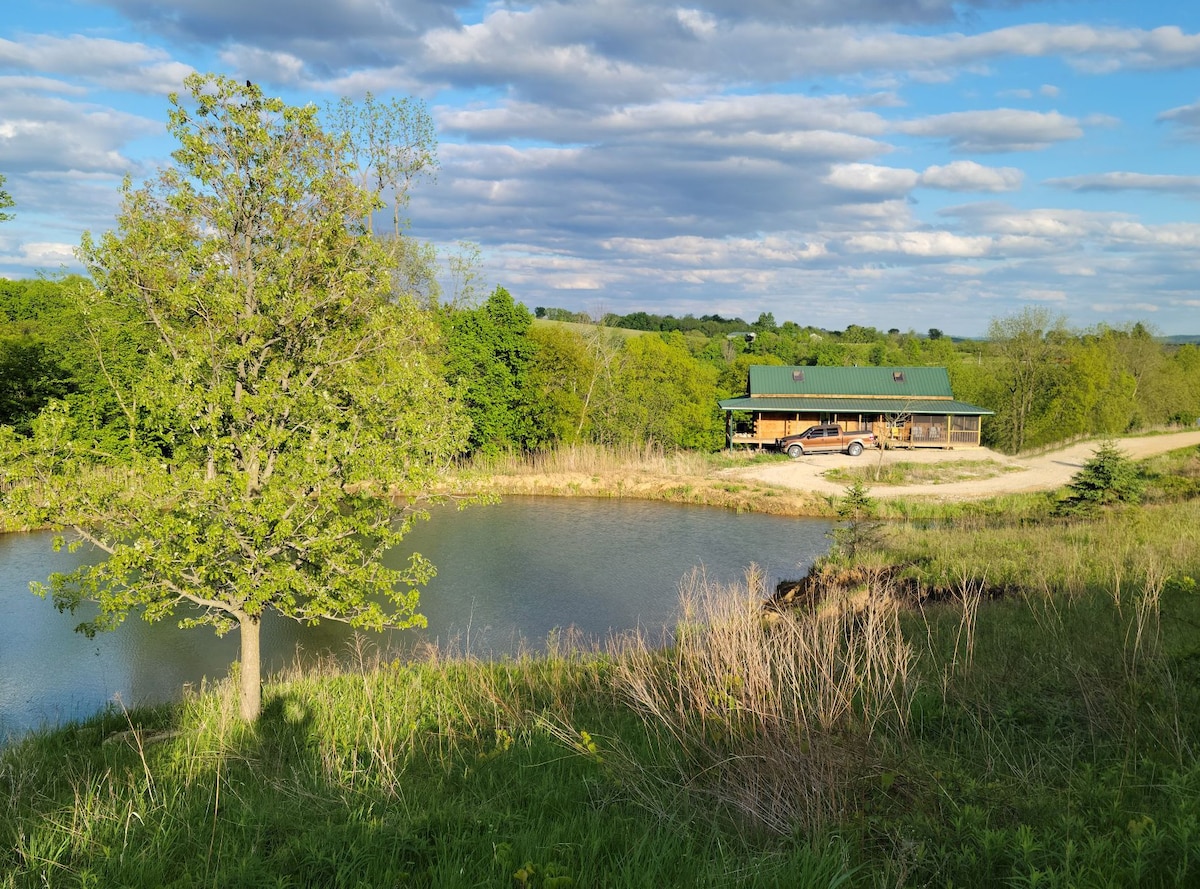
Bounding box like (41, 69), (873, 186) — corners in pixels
(733, 430), (1200, 501)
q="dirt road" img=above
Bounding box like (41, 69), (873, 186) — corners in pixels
(732, 430), (1200, 501)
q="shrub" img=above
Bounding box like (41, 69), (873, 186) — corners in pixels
(830, 481), (884, 558)
(1056, 440), (1144, 515)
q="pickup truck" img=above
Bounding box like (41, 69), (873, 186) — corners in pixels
(777, 424), (876, 457)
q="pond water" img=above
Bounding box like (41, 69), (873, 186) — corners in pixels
(0, 497), (831, 739)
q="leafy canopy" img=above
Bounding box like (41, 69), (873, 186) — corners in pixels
(0, 74), (466, 719)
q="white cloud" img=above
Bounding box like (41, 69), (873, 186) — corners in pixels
(1023, 289), (1067, 303)
(839, 231), (994, 258)
(13, 240), (77, 266)
(0, 92), (158, 175)
(898, 109), (1084, 152)
(942, 204), (1116, 239)
(216, 45), (308, 87)
(1157, 100), (1200, 138)
(0, 35), (192, 94)
(0, 74), (88, 95)
(824, 163), (918, 195)
(1047, 172), (1200, 194)
(438, 93), (891, 147)
(919, 160), (1023, 192)
(1090, 302), (1159, 313)
(1105, 221), (1200, 249)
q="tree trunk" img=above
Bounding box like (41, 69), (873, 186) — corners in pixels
(238, 614), (262, 721)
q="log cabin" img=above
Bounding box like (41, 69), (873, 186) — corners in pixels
(719, 365), (993, 450)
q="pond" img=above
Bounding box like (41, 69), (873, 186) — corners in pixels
(0, 497), (831, 739)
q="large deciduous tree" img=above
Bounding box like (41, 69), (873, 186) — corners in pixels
(596, 333), (723, 451)
(0, 74), (465, 720)
(987, 307), (1071, 453)
(442, 286), (538, 455)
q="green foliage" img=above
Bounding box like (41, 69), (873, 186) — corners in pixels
(0, 277), (144, 451)
(0, 335), (75, 435)
(525, 323), (593, 446)
(0, 172), (12, 222)
(829, 480), (883, 558)
(717, 351), (782, 399)
(596, 333), (724, 450)
(1056, 440), (1145, 515)
(442, 286), (538, 455)
(326, 91), (437, 238)
(1, 74), (466, 721)
(986, 307), (1074, 453)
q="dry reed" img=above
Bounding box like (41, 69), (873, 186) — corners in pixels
(466, 441), (716, 478)
(608, 566), (915, 834)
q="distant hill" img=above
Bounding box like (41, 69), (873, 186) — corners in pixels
(1162, 335), (1200, 345)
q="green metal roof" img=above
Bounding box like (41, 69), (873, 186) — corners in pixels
(718, 396), (993, 415)
(748, 365), (953, 398)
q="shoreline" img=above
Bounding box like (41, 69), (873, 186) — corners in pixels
(455, 429), (1200, 516)
(448, 469), (835, 517)
(8, 430), (1198, 533)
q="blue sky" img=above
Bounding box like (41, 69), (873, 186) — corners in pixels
(2, 0), (1199, 336)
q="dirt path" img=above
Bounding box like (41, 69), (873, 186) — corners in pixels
(730, 430), (1200, 502)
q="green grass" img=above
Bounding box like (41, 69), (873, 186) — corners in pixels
(5, 459), (1200, 886)
(531, 318), (649, 340)
(823, 458), (1021, 487)
(0, 652), (858, 888)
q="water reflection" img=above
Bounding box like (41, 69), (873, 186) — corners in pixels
(0, 497), (830, 738)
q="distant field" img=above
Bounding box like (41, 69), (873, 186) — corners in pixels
(532, 318), (649, 339)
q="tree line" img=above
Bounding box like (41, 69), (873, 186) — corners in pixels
(4, 281), (1200, 459)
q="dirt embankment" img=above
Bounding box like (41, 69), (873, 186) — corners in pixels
(729, 430), (1200, 502)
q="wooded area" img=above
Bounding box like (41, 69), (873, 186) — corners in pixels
(4, 281), (1199, 458)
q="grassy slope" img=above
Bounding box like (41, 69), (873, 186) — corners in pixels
(4, 449), (1200, 887)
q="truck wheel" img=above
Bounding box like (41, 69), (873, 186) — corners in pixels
(847, 442), (863, 456)
(787, 444), (803, 458)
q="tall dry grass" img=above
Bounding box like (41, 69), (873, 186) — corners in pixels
(465, 440), (718, 478)
(608, 566), (915, 834)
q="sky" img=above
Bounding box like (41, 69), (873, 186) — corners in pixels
(2, 1), (1200, 337)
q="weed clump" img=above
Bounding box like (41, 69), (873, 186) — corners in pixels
(610, 567), (914, 835)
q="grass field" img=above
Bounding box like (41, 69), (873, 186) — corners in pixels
(823, 458), (1022, 486)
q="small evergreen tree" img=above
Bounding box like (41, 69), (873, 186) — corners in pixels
(830, 481), (884, 559)
(1057, 440), (1143, 515)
